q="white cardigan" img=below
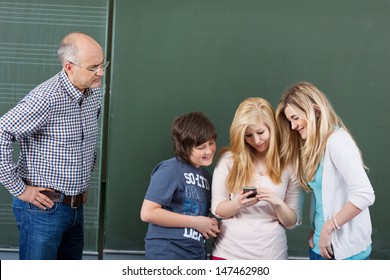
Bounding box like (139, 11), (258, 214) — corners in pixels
(313, 128), (375, 259)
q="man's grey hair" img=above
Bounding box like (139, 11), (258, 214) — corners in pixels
(57, 32), (84, 65)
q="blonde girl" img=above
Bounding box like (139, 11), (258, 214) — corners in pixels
(211, 97), (304, 260)
(276, 82), (375, 260)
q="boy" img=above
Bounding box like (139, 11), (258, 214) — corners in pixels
(140, 112), (220, 259)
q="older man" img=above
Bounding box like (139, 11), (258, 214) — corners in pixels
(0, 32), (108, 259)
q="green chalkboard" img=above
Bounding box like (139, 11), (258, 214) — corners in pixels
(105, 0), (389, 259)
(0, 0), (109, 253)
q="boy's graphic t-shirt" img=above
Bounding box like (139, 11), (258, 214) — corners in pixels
(144, 157), (212, 258)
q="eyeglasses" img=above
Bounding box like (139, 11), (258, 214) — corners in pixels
(68, 57), (110, 73)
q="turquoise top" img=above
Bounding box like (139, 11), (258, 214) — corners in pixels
(307, 161), (325, 255)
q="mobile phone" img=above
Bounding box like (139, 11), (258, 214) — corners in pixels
(243, 186), (257, 198)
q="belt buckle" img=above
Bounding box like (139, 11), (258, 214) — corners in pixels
(70, 195), (78, 209)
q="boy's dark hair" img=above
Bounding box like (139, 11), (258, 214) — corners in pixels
(172, 111), (217, 163)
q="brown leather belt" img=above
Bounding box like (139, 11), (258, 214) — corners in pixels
(41, 190), (86, 209)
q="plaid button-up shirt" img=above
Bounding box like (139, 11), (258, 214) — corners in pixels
(0, 70), (102, 196)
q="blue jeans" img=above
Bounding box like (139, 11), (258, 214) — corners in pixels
(12, 196), (84, 260)
(309, 248), (335, 260)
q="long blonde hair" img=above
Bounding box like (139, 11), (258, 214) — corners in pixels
(224, 97), (282, 194)
(275, 82), (358, 191)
